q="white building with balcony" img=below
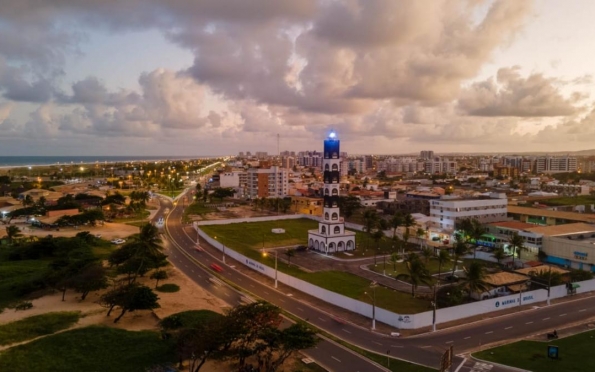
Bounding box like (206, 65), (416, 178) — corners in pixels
(429, 194), (508, 232)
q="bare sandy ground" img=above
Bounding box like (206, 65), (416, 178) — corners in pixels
(0, 266), (231, 371)
(14, 221), (140, 241)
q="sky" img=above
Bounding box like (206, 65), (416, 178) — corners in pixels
(1, 0), (595, 156)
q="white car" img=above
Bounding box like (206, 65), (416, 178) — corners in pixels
(110, 238), (125, 245)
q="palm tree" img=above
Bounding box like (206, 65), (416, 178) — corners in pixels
(5, 225), (23, 245)
(416, 227), (426, 248)
(397, 253), (432, 297)
(401, 213), (416, 250)
(389, 252), (400, 272)
(390, 212), (403, 241)
(22, 195), (34, 207)
(363, 209), (379, 250)
(371, 230), (384, 265)
(492, 247), (507, 267)
(508, 232), (527, 268)
(461, 261), (490, 300)
(451, 235), (468, 278)
(457, 218), (484, 260)
(421, 247), (433, 264)
(436, 249), (450, 284)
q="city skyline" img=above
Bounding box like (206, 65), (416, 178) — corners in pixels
(1, 1), (595, 156)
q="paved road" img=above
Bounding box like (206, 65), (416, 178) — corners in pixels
(157, 194), (595, 371)
(154, 197), (390, 372)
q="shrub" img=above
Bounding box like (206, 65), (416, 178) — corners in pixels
(155, 284), (179, 293)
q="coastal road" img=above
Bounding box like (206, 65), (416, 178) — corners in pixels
(154, 197), (391, 372)
(159, 195), (595, 371)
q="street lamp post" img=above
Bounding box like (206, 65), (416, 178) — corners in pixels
(263, 250), (278, 289)
(432, 284), (438, 332)
(365, 281), (377, 330)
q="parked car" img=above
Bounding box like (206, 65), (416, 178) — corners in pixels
(445, 274), (459, 282)
(110, 238), (125, 245)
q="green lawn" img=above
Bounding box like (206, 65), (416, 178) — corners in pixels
(368, 258), (456, 280)
(0, 312), (80, 346)
(202, 219), (431, 313)
(0, 326), (175, 372)
(473, 329), (595, 372)
(0, 259), (49, 310)
(539, 195), (595, 207)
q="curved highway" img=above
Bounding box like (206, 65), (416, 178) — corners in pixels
(158, 194), (595, 371)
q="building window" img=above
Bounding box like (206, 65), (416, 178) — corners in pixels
(332, 213), (338, 220)
(321, 226), (326, 234)
(334, 226), (340, 234)
(325, 212), (329, 220)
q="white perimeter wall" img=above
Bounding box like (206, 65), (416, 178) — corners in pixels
(194, 216), (595, 329)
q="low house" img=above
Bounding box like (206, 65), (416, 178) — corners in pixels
(471, 272), (530, 300)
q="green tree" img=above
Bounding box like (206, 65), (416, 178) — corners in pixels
(401, 213), (416, 250)
(390, 212), (403, 242)
(108, 284), (160, 323)
(211, 187), (234, 201)
(372, 230), (384, 265)
(70, 262), (108, 300)
(362, 209), (378, 250)
(451, 235), (468, 278)
(22, 195), (34, 207)
(389, 252), (400, 271)
(461, 261), (490, 300)
(529, 268), (565, 287)
(397, 253), (432, 297)
(492, 247), (507, 266)
(421, 247), (433, 264)
(436, 249), (450, 285)
(508, 232), (527, 268)
(5, 225), (23, 245)
(457, 218), (485, 260)
(416, 227), (426, 248)
(150, 270), (168, 288)
(338, 196), (361, 219)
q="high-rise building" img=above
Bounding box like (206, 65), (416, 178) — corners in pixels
(420, 150), (435, 160)
(307, 132), (355, 253)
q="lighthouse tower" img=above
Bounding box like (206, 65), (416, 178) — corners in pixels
(307, 131), (356, 253)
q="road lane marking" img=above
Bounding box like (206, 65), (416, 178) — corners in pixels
(250, 284), (255, 288)
(485, 331), (493, 334)
(421, 346), (431, 348)
(526, 321), (533, 325)
(464, 336), (471, 340)
(505, 326), (513, 330)
(297, 307), (304, 312)
(560, 313), (567, 317)
(579, 309), (587, 312)
(373, 341), (382, 346)
(342, 329), (351, 334)
(445, 341), (453, 344)
(191, 269), (194, 273)
(331, 356), (341, 363)
(391, 345), (403, 348)
(543, 317), (550, 320)
(279, 299), (285, 303)
(264, 291), (270, 295)
(318, 317), (326, 322)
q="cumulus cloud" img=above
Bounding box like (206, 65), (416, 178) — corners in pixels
(459, 67), (582, 117)
(3, 0), (595, 154)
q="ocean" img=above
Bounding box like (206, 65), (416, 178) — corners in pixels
(0, 156), (210, 168)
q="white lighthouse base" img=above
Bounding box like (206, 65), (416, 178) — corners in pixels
(307, 230), (356, 254)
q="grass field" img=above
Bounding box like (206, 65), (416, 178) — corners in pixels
(0, 326), (175, 372)
(538, 195), (595, 207)
(0, 259), (49, 310)
(202, 219), (431, 314)
(473, 329), (595, 372)
(0, 312), (81, 346)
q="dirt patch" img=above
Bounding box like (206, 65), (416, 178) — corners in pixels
(14, 221), (140, 241)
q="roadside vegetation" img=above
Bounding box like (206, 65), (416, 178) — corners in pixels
(474, 329), (595, 372)
(0, 311), (81, 346)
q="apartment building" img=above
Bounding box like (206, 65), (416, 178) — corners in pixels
(297, 151), (323, 168)
(420, 150), (434, 160)
(429, 194), (508, 232)
(424, 157), (457, 174)
(535, 156), (577, 174)
(246, 166), (288, 199)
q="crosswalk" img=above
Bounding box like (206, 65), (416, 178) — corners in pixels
(470, 362), (493, 371)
